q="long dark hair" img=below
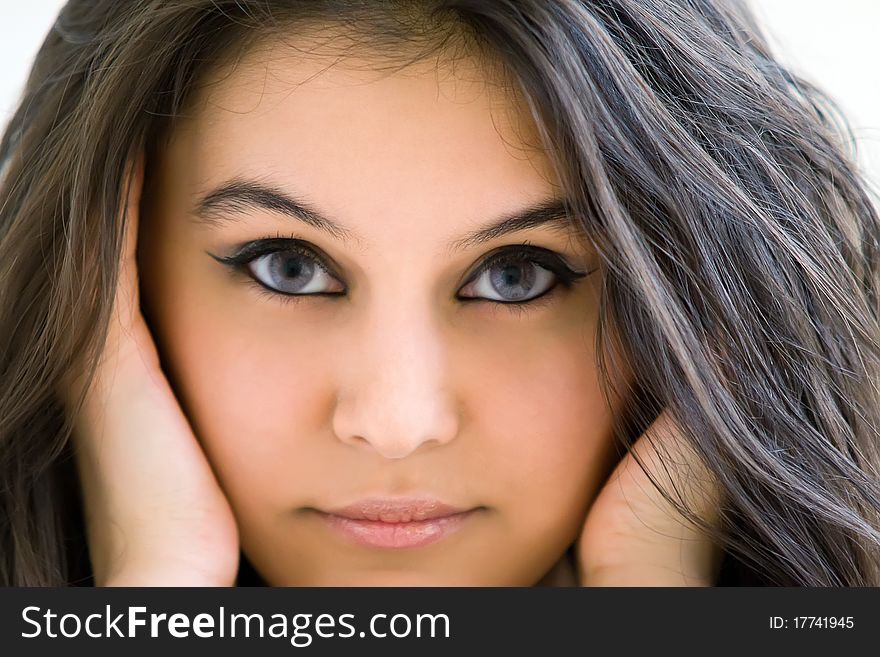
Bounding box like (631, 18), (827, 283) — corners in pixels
(2, 0), (879, 586)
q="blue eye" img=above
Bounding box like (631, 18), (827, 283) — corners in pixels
(466, 260), (555, 302)
(458, 246), (589, 304)
(248, 250), (343, 295)
(209, 237), (344, 297)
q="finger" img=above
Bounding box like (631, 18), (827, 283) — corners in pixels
(115, 153), (144, 326)
(59, 153), (146, 408)
(100, 150), (165, 390)
(579, 410), (724, 585)
(66, 153), (149, 578)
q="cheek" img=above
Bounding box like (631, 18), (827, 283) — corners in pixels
(150, 292), (334, 513)
(463, 316), (617, 539)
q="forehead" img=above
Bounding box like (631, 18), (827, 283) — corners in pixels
(165, 31), (565, 249)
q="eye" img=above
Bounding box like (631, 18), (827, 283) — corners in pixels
(209, 237), (345, 297)
(466, 260), (554, 303)
(458, 245), (589, 304)
(248, 250), (343, 295)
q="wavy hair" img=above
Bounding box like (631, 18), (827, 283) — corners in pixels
(1, 0), (879, 585)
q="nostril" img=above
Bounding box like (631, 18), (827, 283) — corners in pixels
(342, 432), (446, 460)
(351, 434), (372, 449)
(331, 382), (460, 457)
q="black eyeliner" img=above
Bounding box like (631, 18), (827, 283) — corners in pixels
(208, 237), (343, 281)
(465, 244), (590, 288)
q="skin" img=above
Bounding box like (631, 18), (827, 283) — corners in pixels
(137, 37), (622, 586)
(67, 31), (721, 587)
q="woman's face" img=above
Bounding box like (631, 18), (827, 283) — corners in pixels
(138, 34), (624, 585)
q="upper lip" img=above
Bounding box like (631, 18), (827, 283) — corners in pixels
(322, 498), (473, 523)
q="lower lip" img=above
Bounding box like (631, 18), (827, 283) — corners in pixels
(316, 509), (477, 549)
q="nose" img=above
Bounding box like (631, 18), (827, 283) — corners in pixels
(331, 297), (460, 459)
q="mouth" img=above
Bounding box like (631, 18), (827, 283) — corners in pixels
(311, 498), (483, 549)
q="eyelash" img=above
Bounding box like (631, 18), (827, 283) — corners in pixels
(209, 235), (590, 313)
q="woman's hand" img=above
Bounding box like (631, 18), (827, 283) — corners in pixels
(576, 410), (724, 586)
(61, 156), (240, 586)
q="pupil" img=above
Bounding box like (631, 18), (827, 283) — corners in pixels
(502, 266), (522, 286)
(284, 258), (302, 278)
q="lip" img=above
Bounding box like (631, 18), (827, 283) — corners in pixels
(314, 498), (480, 549)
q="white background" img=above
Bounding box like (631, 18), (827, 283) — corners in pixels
(1, 1), (878, 189)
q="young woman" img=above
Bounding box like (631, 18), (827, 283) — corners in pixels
(1, 0), (878, 587)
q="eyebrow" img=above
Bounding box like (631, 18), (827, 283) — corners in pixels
(193, 179), (576, 253)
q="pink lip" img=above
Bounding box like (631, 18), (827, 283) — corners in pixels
(315, 498), (479, 549)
